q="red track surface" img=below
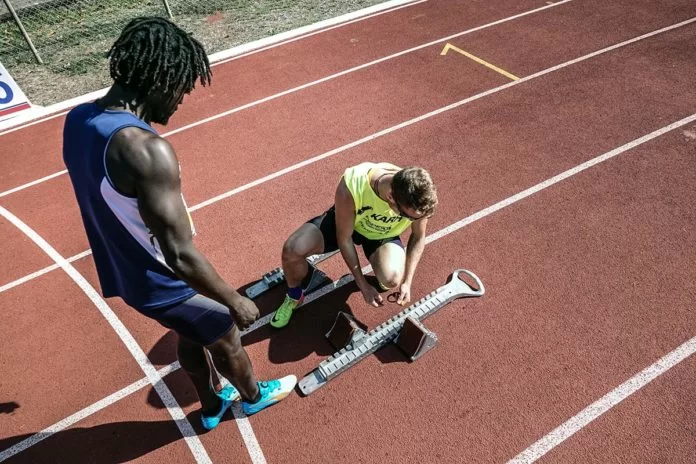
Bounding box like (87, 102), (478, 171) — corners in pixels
(1, 0), (695, 462)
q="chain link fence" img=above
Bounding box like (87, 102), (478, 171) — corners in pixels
(0, 0), (384, 105)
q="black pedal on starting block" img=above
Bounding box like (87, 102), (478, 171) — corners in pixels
(325, 311), (366, 350)
(395, 316), (438, 361)
(245, 251), (337, 299)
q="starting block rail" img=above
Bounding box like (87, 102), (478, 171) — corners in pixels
(298, 269), (485, 396)
(245, 250), (339, 299)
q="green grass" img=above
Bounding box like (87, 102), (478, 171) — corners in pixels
(0, 0), (385, 105)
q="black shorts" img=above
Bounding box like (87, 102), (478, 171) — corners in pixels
(308, 206), (403, 260)
(146, 294), (234, 346)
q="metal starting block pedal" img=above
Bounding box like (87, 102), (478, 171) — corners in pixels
(245, 251), (338, 299)
(298, 269), (485, 396)
(325, 311), (367, 350)
(395, 316), (438, 361)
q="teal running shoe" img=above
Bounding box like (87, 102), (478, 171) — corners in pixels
(242, 375), (297, 415)
(201, 384), (240, 430)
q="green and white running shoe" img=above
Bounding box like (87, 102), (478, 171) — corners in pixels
(270, 294), (303, 328)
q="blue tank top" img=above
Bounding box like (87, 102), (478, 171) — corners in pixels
(62, 102), (196, 312)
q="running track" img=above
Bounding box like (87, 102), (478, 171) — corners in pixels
(1, 0), (695, 462)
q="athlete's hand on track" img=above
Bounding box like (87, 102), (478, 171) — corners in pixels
(229, 295), (260, 330)
(396, 282), (411, 306)
(360, 284), (384, 307)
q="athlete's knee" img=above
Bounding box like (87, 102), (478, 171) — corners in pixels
(282, 238), (302, 261)
(379, 270), (404, 289)
(206, 326), (244, 359)
(374, 261), (404, 288)
(282, 229), (317, 261)
(372, 248), (405, 289)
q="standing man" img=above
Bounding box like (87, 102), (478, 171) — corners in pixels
(63, 17), (295, 430)
(271, 162), (437, 328)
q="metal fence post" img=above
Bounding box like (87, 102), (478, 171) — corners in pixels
(161, 0), (173, 19)
(2, 0), (43, 64)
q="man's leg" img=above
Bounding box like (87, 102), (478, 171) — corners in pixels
(205, 349), (224, 392)
(281, 223), (325, 288)
(177, 335), (219, 412)
(205, 326), (259, 402)
(207, 327), (296, 417)
(161, 295), (295, 427)
(272, 210), (335, 328)
(177, 330), (257, 431)
(367, 240), (406, 290)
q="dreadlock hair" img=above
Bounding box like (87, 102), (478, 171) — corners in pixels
(107, 16), (212, 105)
(392, 166), (438, 217)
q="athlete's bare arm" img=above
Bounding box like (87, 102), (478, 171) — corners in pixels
(335, 178), (383, 307)
(106, 128), (259, 328)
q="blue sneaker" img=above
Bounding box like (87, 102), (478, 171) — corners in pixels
(201, 384), (240, 430)
(242, 375), (297, 416)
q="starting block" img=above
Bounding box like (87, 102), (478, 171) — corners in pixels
(395, 316), (438, 361)
(298, 269), (485, 396)
(325, 311), (367, 350)
(245, 251), (338, 299)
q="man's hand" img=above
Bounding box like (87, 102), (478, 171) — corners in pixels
(360, 282), (384, 307)
(228, 295), (260, 330)
(396, 281), (411, 306)
(335, 178), (385, 307)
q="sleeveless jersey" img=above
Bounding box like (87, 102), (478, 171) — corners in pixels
(63, 102), (196, 311)
(342, 162), (412, 240)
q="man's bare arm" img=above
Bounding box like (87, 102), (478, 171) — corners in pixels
(122, 134), (257, 327)
(403, 216), (428, 286)
(335, 178), (382, 306)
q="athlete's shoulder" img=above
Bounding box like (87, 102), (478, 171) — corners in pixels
(67, 101), (98, 116)
(375, 161), (401, 171)
(64, 102), (99, 127)
(113, 129), (178, 181)
(345, 161), (400, 175)
(343, 161), (379, 177)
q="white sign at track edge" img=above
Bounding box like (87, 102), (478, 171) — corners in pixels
(0, 62), (33, 122)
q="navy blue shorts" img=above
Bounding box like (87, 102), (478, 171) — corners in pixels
(308, 206), (403, 259)
(147, 294), (234, 346)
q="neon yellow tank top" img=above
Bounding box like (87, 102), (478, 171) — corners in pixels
(342, 162), (412, 240)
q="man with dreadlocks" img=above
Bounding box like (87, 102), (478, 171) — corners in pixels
(62, 17), (295, 430)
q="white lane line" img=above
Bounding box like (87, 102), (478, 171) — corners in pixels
(0, 362), (180, 462)
(244, 112), (696, 332)
(0, 170), (69, 198)
(2, 15), (693, 293)
(4, 111), (694, 462)
(231, 404), (268, 464)
(425, 113), (696, 243)
(0, 206), (213, 464)
(0, 0), (573, 197)
(0, 250), (90, 293)
(212, 0), (429, 65)
(508, 336), (696, 463)
(0, 0), (427, 135)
